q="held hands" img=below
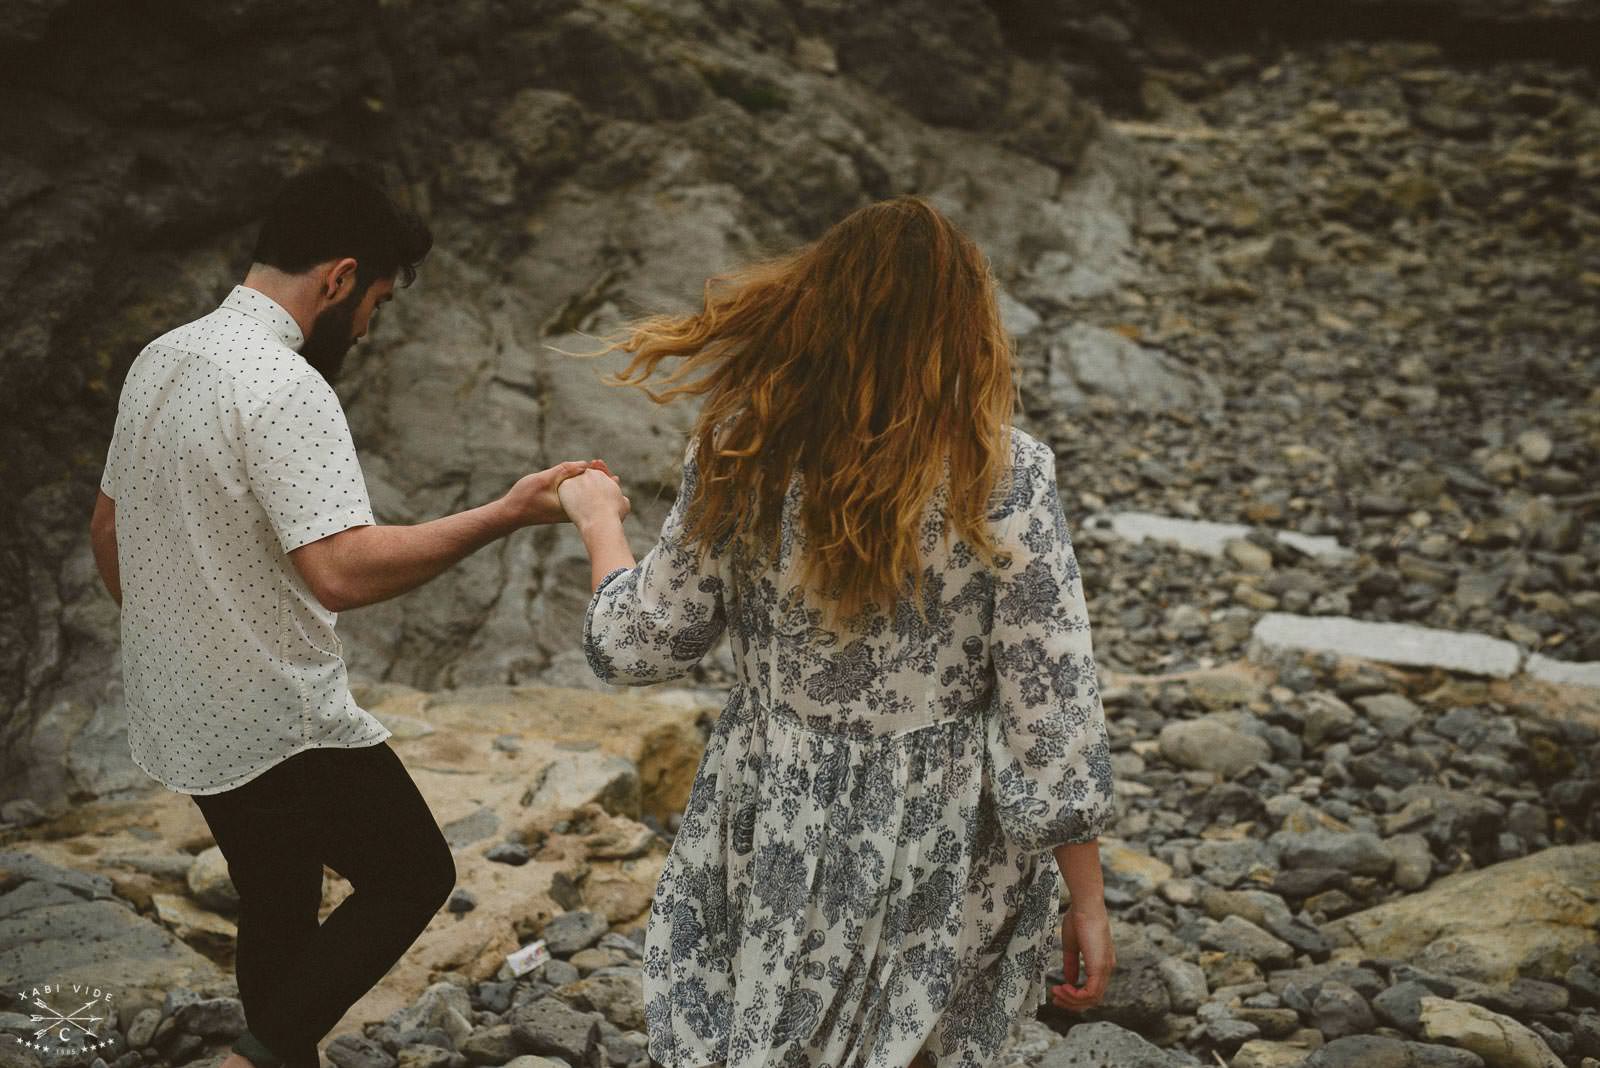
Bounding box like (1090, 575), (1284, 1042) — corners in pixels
(1052, 900), (1116, 1012)
(556, 464), (632, 533)
(501, 459), (622, 528)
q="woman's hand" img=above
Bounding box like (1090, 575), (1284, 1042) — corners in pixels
(1051, 901), (1115, 1011)
(557, 464), (631, 532)
(500, 459), (619, 528)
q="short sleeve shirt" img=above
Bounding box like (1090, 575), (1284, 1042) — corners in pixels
(100, 284), (392, 795)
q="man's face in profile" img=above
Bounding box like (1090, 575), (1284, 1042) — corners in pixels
(301, 274), (395, 382)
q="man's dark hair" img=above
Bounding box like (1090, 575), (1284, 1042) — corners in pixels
(251, 164), (433, 289)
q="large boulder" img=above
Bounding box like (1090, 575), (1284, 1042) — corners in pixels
(1322, 844), (1600, 983)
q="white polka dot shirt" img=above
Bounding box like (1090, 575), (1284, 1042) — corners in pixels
(99, 284), (392, 795)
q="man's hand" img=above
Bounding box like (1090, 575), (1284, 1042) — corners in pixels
(1052, 902), (1115, 1011)
(501, 459), (620, 527)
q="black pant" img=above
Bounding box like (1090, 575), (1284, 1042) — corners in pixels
(191, 741), (457, 1068)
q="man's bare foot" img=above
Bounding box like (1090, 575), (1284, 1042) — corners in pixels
(221, 1054), (261, 1068)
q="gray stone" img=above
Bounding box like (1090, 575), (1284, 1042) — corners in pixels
(524, 754), (642, 819)
(1304, 1035), (1486, 1068)
(1374, 981), (1433, 1034)
(326, 1034), (398, 1068)
(509, 996), (602, 1063)
(173, 998), (246, 1039)
(1418, 996), (1563, 1068)
(1313, 981), (1376, 1039)
(441, 807), (502, 850)
(0, 855), (224, 994)
(460, 1024), (519, 1065)
(1159, 717), (1272, 779)
(539, 911), (609, 957)
(1157, 957), (1209, 1014)
(386, 983), (474, 1052)
(1191, 839), (1281, 887)
(1201, 915), (1297, 969)
(124, 1008), (161, 1049)
(185, 848), (238, 914)
(554, 973), (644, 1031)
(1388, 834), (1434, 891)
(1045, 322), (1222, 414)
(1355, 694), (1423, 738)
(1035, 1020), (1190, 1067)
(1250, 614), (1523, 678)
(1272, 829), (1393, 878)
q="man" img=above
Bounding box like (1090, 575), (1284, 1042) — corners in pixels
(89, 165), (625, 1068)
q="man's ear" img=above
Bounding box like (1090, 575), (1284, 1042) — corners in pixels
(323, 257), (360, 301)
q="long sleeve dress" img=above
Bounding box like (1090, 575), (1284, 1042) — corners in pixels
(582, 424), (1116, 1068)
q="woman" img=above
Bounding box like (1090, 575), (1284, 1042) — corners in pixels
(556, 196), (1117, 1068)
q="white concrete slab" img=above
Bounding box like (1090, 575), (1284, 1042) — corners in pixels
(1524, 654), (1600, 690)
(1249, 612), (1524, 679)
(1083, 511), (1354, 562)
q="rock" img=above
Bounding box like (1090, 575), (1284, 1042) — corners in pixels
(1234, 1038), (1323, 1068)
(1249, 615), (1523, 678)
(1323, 845), (1600, 983)
(184, 848), (237, 913)
(538, 911), (610, 957)
(1374, 981), (1434, 1034)
(1045, 322), (1222, 413)
(1515, 430), (1554, 464)
(124, 1008), (161, 1049)
(1303, 694), (1359, 748)
(1227, 538), (1276, 572)
(1157, 957), (1209, 1014)
(386, 983), (475, 1052)
(1418, 996), (1563, 1068)
(554, 973), (644, 1031)
(441, 807), (502, 850)
(1273, 830), (1393, 878)
(1388, 834), (1434, 891)
(395, 1047), (454, 1068)
(1080, 926), (1171, 1030)
(1035, 1020), (1190, 1067)
(508, 997), (602, 1063)
(460, 1025), (520, 1065)
(1354, 694), (1422, 739)
(1313, 981), (1376, 1040)
(1159, 717), (1271, 779)
(151, 893), (238, 942)
(326, 1034), (398, 1068)
(1100, 839), (1174, 901)
(1304, 1034), (1486, 1068)
(1191, 839), (1280, 888)
(1200, 915), (1297, 969)
(0, 853), (225, 994)
(486, 842), (531, 866)
(173, 997), (246, 1039)
(524, 753), (642, 819)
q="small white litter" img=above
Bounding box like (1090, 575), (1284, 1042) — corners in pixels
(505, 939), (550, 977)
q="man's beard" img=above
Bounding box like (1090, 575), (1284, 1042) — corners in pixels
(300, 289), (360, 383)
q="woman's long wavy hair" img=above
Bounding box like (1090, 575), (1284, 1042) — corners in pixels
(583, 195), (1018, 631)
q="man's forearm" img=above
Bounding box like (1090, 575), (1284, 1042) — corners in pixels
(316, 499), (519, 611)
(1054, 839), (1105, 913)
(90, 526), (121, 607)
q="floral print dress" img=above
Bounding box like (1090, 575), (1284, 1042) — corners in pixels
(582, 425), (1116, 1068)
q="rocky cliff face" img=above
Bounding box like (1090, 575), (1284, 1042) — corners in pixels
(0, 0), (1152, 810)
(2, 0), (1597, 814)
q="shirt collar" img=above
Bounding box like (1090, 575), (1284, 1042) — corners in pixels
(221, 285), (307, 352)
